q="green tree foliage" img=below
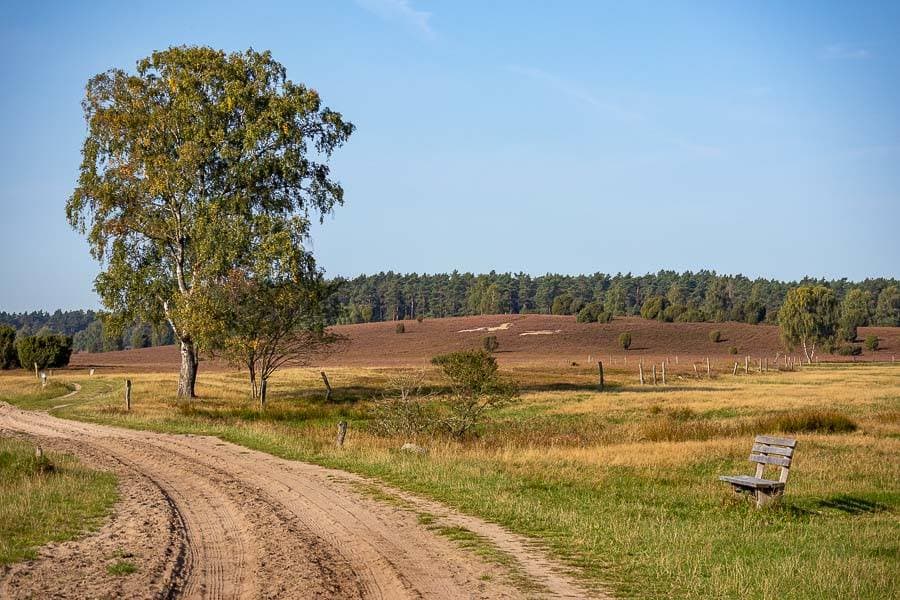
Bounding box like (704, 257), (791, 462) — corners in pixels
(15, 335), (73, 370)
(550, 292), (575, 315)
(864, 335), (879, 352)
(709, 330), (722, 343)
(875, 285), (900, 326)
(640, 296), (669, 321)
(839, 289), (871, 342)
(66, 46), (353, 398)
(191, 270), (343, 407)
(430, 349), (517, 439)
(619, 332), (632, 350)
(778, 286), (839, 363)
(0, 325), (19, 369)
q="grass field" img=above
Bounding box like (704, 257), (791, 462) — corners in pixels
(2, 362), (898, 598)
(0, 437), (117, 565)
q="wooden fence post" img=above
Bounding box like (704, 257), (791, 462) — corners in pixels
(321, 371), (333, 402)
(652, 364), (657, 385)
(732, 362), (738, 376)
(693, 363), (699, 379)
(745, 356), (750, 374)
(40, 372), (47, 388)
(597, 361), (604, 391)
(125, 379), (132, 411)
(661, 361), (666, 385)
(639, 362), (645, 385)
(336, 420), (348, 448)
(706, 356), (711, 378)
(34, 362), (39, 379)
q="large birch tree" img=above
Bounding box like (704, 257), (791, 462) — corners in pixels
(66, 46), (353, 397)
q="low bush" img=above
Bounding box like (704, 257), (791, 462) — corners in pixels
(836, 344), (862, 356)
(728, 345), (738, 355)
(756, 410), (857, 434)
(864, 335), (879, 352)
(395, 322), (405, 334)
(619, 332), (632, 350)
(369, 372), (435, 437)
(15, 334), (73, 370)
(708, 330), (722, 343)
(416, 315), (424, 323)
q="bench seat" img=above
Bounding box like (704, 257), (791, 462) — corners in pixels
(718, 475), (785, 490)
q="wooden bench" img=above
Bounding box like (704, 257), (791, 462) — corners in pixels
(719, 435), (797, 508)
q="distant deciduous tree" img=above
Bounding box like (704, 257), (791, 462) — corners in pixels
(778, 286), (838, 364)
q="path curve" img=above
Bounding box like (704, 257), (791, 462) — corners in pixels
(0, 398), (606, 599)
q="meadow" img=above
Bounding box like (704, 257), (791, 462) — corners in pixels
(2, 361), (898, 598)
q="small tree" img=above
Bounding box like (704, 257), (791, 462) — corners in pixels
(16, 334), (73, 370)
(864, 335), (879, 352)
(619, 332), (632, 350)
(482, 335), (499, 353)
(708, 330), (722, 343)
(640, 296), (668, 321)
(431, 349), (517, 439)
(839, 289), (871, 342)
(396, 322), (406, 334)
(193, 270), (344, 408)
(0, 325), (19, 369)
(778, 285), (838, 364)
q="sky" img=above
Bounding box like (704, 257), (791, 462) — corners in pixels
(1, 1), (899, 312)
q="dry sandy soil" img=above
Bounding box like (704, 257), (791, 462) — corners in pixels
(0, 398), (598, 600)
(71, 315), (900, 371)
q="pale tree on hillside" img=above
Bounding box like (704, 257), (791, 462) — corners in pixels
(66, 46), (354, 397)
(778, 285), (839, 363)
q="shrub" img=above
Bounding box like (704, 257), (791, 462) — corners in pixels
(836, 343), (862, 356)
(756, 410), (857, 434)
(864, 335), (879, 352)
(15, 334), (73, 370)
(395, 322), (405, 334)
(576, 301), (604, 323)
(0, 325), (19, 369)
(416, 315), (424, 323)
(482, 335), (499, 353)
(728, 345), (738, 355)
(369, 372), (435, 437)
(596, 311), (613, 323)
(431, 349), (517, 439)
(640, 296), (668, 321)
(708, 330), (722, 343)
(674, 308), (704, 323)
(619, 332), (632, 350)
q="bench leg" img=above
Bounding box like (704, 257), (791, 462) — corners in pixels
(755, 489), (783, 508)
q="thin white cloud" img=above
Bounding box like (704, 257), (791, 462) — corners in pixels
(356, 0), (434, 38)
(822, 44), (871, 60)
(506, 65), (643, 122)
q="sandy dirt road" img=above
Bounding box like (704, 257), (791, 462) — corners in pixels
(0, 401), (603, 600)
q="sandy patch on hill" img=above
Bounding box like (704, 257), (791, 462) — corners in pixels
(519, 330), (562, 336)
(458, 322), (513, 333)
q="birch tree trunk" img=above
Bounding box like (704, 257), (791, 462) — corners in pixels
(177, 339), (198, 398)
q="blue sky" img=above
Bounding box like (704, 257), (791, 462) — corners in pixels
(1, 1), (898, 311)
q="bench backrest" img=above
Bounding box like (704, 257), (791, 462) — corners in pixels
(750, 435), (796, 483)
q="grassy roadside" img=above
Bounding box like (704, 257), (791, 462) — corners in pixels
(0, 436), (118, 565)
(3, 364), (898, 598)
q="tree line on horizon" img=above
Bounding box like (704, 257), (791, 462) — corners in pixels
(329, 271), (900, 327)
(3, 271), (899, 355)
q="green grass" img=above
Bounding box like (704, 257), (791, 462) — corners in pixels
(0, 437), (118, 565)
(2, 364), (898, 598)
(106, 559), (138, 575)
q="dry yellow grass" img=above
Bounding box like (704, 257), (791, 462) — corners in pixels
(2, 362), (898, 599)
